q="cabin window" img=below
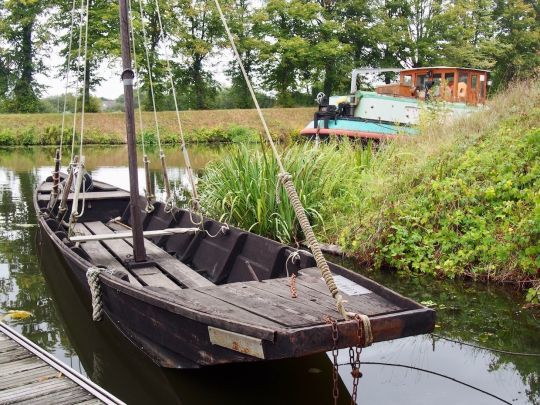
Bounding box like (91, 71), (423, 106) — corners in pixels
(416, 74), (426, 90)
(443, 73), (455, 100)
(479, 74), (486, 99)
(402, 75), (412, 85)
(429, 74), (442, 98)
(458, 73), (468, 102)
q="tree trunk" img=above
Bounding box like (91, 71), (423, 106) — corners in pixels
(193, 56), (205, 109)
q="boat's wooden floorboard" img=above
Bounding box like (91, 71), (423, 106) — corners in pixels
(81, 222), (181, 290)
(0, 323), (120, 404)
(73, 224), (143, 287)
(85, 221), (212, 289)
(77, 220), (413, 330)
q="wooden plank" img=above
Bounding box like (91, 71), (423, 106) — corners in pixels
(0, 378), (75, 403)
(0, 347), (34, 364)
(0, 358), (45, 377)
(91, 221), (213, 289)
(0, 365), (57, 390)
(297, 270), (402, 316)
(148, 287), (283, 332)
(198, 282), (335, 327)
(73, 224), (142, 287)
(0, 325), (123, 404)
(0, 339), (20, 352)
(38, 190), (130, 202)
(20, 386), (95, 405)
(83, 222), (181, 290)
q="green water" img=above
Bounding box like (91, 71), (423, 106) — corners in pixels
(0, 145), (539, 404)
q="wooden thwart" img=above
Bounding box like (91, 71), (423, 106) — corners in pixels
(70, 227), (199, 242)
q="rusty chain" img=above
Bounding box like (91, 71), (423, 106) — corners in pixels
(349, 315), (365, 404)
(325, 316), (340, 405)
(289, 273), (298, 298)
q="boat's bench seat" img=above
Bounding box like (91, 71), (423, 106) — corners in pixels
(38, 190), (130, 202)
(76, 221), (213, 289)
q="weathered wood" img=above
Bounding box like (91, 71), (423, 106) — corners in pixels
(38, 190), (130, 202)
(198, 282), (335, 327)
(38, 180), (117, 193)
(70, 227), (199, 242)
(73, 223), (142, 287)
(93, 221), (213, 288)
(0, 325), (123, 404)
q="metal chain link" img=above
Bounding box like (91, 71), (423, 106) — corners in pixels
(350, 315), (365, 404)
(325, 316), (340, 405)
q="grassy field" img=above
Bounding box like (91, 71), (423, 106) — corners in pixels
(200, 81), (540, 303)
(0, 108), (314, 145)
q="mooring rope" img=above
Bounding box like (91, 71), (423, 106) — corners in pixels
(213, 0), (352, 321)
(86, 267), (104, 321)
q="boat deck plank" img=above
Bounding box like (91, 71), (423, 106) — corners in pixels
(38, 190), (130, 202)
(0, 323), (123, 404)
(82, 222), (181, 290)
(87, 221), (213, 289)
(73, 224), (143, 287)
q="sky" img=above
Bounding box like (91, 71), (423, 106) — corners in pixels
(37, 41), (232, 100)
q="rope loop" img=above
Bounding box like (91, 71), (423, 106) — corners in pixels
(204, 223), (230, 238)
(86, 267), (104, 321)
(164, 196), (175, 213)
(350, 313), (373, 347)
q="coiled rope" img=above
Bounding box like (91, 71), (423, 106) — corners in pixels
(214, 0), (355, 322)
(86, 267), (104, 321)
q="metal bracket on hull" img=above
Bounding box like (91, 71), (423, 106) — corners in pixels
(208, 327), (265, 359)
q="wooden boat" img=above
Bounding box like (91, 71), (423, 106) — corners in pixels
(35, 177), (435, 368)
(301, 66), (490, 140)
(34, 0), (434, 369)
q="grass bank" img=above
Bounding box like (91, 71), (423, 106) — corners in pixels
(0, 108), (313, 146)
(200, 81), (540, 303)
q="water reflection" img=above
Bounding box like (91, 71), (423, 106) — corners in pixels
(0, 145), (539, 405)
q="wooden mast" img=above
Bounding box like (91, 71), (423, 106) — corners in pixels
(118, 0), (146, 262)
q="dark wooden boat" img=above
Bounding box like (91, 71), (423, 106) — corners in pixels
(34, 0), (434, 370)
(35, 176), (435, 368)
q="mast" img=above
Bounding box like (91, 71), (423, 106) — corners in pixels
(119, 0), (146, 262)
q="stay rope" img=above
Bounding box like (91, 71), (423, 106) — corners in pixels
(213, 0), (351, 321)
(70, 0), (89, 164)
(129, 0), (155, 211)
(153, 0), (200, 212)
(59, 0), (78, 162)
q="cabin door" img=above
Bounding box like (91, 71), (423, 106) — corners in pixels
(469, 74), (479, 104)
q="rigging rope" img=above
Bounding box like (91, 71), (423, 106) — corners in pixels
(129, 0), (155, 211)
(213, 0), (350, 319)
(70, 0), (88, 164)
(153, 0), (200, 211)
(59, 0), (78, 161)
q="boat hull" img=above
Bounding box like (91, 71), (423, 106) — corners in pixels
(34, 179), (435, 369)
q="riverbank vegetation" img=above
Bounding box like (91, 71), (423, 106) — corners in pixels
(0, 108), (311, 146)
(200, 81), (540, 302)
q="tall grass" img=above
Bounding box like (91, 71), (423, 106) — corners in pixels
(200, 142), (373, 244)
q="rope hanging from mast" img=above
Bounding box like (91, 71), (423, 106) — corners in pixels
(152, 0), (200, 213)
(128, 0), (155, 212)
(212, 0), (350, 320)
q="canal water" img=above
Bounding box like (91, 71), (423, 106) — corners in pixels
(1, 145), (538, 405)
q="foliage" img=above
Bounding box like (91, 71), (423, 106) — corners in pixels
(200, 142), (370, 243)
(335, 81), (540, 296)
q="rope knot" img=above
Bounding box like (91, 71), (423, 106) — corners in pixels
(86, 267), (104, 322)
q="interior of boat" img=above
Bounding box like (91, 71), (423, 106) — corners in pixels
(36, 175), (419, 330)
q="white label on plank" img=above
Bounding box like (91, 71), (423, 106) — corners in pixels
(322, 275), (372, 296)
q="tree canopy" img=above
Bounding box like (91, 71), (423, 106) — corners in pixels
(0, 0), (538, 112)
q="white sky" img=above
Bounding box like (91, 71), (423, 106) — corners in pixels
(37, 42), (232, 99)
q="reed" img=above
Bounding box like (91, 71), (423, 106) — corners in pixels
(200, 142), (372, 244)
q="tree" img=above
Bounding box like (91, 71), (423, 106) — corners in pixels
(55, 0), (119, 112)
(0, 0), (49, 112)
(492, 0), (540, 86)
(169, 0), (225, 110)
